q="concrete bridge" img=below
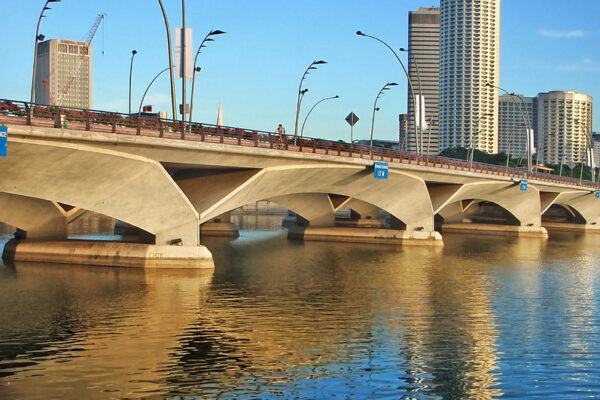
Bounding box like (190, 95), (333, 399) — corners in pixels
(1, 99), (599, 268)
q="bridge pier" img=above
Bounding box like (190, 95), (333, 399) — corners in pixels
(0, 139), (214, 269)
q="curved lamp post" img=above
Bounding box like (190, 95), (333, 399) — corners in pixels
(486, 83), (531, 172)
(157, 0), (177, 120)
(574, 119), (594, 183)
(469, 113), (493, 167)
(138, 66), (174, 117)
(128, 50), (137, 115)
(31, 0), (61, 105)
(357, 31), (418, 154)
(370, 82), (398, 156)
(294, 60), (327, 142)
(300, 95), (339, 139)
(399, 47), (425, 154)
(187, 29), (226, 131)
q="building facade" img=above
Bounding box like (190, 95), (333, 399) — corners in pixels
(536, 91), (593, 166)
(497, 94), (535, 158)
(399, 113), (408, 150)
(35, 39), (92, 109)
(439, 0), (500, 154)
(592, 132), (600, 168)
(406, 7), (440, 155)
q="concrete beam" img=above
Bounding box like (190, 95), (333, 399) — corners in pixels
(0, 139), (199, 246)
(190, 165), (434, 233)
(0, 193), (68, 240)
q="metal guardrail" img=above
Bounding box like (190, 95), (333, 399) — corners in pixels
(0, 98), (597, 190)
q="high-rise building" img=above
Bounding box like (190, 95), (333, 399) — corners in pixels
(439, 0), (500, 154)
(497, 94), (535, 158)
(536, 91), (593, 166)
(399, 113), (408, 150)
(592, 132), (600, 168)
(406, 7), (440, 155)
(35, 39), (92, 109)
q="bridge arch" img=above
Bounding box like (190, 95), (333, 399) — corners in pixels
(177, 165), (435, 232)
(430, 182), (542, 227)
(0, 139), (200, 245)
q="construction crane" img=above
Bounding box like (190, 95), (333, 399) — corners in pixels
(55, 13), (105, 106)
(42, 78), (56, 105)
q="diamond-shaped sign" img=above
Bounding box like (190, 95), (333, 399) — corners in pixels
(345, 112), (359, 127)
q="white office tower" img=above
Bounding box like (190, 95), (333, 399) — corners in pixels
(406, 7), (440, 155)
(536, 91), (593, 166)
(35, 39), (92, 109)
(497, 94), (535, 158)
(439, 0), (500, 153)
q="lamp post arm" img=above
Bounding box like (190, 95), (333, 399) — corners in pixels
(360, 33), (418, 154)
(128, 51), (137, 115)
(157, 0), (177, 120)
(300, 96), (338, 139)
(31, 0), (53, 105)
(294, 63), (314, 140)
(138, 67), (172, 116)
(188, 32), (212, 131)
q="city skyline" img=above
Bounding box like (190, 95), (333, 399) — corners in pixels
(1, 0), (598, 144)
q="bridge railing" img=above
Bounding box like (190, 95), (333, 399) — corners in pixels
(0, 98), (597, 190)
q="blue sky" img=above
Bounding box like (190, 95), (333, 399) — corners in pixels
(2, 1), (599, 143)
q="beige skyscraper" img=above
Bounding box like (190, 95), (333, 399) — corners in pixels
(406, 7), (440, 155)
(35, 39), (92, 109)
(439, 0), (500, 153)
(497, 94), (535, 158)
(536, 91), (593, 166)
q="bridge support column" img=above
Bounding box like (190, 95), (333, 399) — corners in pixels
(0, 139), (214, 269)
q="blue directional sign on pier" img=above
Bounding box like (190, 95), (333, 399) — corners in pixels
(0, 126), (6, 157)
(520, 179), (528, 191)
(595, 189), (599, 199)
(374, 162), (388, 179)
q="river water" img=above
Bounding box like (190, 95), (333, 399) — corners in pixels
(1, 216), (600, 399)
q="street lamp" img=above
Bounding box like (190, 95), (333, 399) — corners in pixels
(370, 82), (398, 156)
(157, 0), (177, 120)
(357, 31), (419, 154)
(31, 0), (61, 105)
(138, 66), (175, 117)
(469, 113), (493, 168)
(188, 29), (226, 131)
(300, 95), (339, 139)
(294, 60), (327, 142)
(574, 119), (594, 183)
(486, 83), (531, 172)
(399, 47), (425, 155)
(128, 50), (137, 115)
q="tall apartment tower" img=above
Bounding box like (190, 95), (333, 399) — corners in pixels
(497, 94), (535, 158)
(439, 0), (500, 153)
(536, 91), (593, 166)
(406, 7), (440, 155)
(34, 39), (92, 109)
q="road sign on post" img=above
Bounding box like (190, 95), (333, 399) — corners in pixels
(520, 179), (528, 191)
(374, 162), (388, 179)
(0, 126), (6, 157)
(345, 112), (359, 143)
(595, 189), (599, 199)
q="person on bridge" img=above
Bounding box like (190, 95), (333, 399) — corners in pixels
(276, 124), (286, 149)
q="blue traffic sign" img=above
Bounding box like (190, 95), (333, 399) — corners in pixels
(596, 189), (599, 199)
(520, 179), (528, 191)
(0, 126), (6, 157)
(374, 162), (388, 179)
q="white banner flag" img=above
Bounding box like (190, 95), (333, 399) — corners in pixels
(175, 27), (193, 79)
(415, 95), (428, 130)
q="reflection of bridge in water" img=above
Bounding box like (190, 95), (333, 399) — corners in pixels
(1, 99), (600, 268)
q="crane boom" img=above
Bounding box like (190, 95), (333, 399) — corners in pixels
(42, 78), (55, 105)
(56, 13), (105, 106)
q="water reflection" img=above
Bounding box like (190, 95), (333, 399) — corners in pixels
(1, 215), (600, 398)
